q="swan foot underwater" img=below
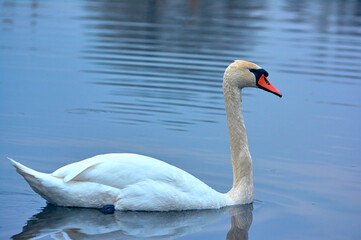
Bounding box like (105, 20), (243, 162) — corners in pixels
(10, 60), (282, 211)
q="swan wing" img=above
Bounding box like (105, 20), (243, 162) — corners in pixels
(61, 161), (101, 183)
(52, 153), (204, 190)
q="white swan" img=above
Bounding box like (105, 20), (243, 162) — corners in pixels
(10, 60), (282, 211)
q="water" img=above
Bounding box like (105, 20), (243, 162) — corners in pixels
(0, 0), (360, 239)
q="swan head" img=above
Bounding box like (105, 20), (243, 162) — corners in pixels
(223, 60), (282, 97)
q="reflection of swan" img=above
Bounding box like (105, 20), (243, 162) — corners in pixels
(12, 204), (253, 240)
(10, 60), (281, 210)
(227, 205), (253, 240)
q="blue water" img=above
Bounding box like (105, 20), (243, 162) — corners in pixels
(1, 0), (360, 239)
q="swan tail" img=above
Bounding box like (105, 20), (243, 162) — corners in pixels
(8, 157), (51, 197)
(9, 157), (42, 180)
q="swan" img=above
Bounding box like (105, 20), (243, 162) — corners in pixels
(9, 60), (282, 211)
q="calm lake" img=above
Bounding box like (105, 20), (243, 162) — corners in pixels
(1, 0), (360, 239)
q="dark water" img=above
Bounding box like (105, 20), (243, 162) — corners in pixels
(1, 0), (360, 239)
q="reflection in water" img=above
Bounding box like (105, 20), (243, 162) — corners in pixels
(78, 0), (361, 132)
(79, 0), (263, 130)
(226, 206), (253, 240)
(12, 204), (253, 240)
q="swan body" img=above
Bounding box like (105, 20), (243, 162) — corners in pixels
(10, 60), (282, 211)
(10, 154), (232, 211)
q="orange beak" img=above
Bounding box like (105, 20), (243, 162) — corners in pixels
(257, 74), (282, 98)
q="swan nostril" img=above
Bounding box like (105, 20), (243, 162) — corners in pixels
(264, 77), (270, 85)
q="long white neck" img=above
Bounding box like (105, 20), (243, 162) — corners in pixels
(223, 81), (254, 204)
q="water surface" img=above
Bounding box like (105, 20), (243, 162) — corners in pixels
(1, 0), (360, 239)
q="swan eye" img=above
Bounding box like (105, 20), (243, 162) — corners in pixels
(249, 68), (269, 81)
